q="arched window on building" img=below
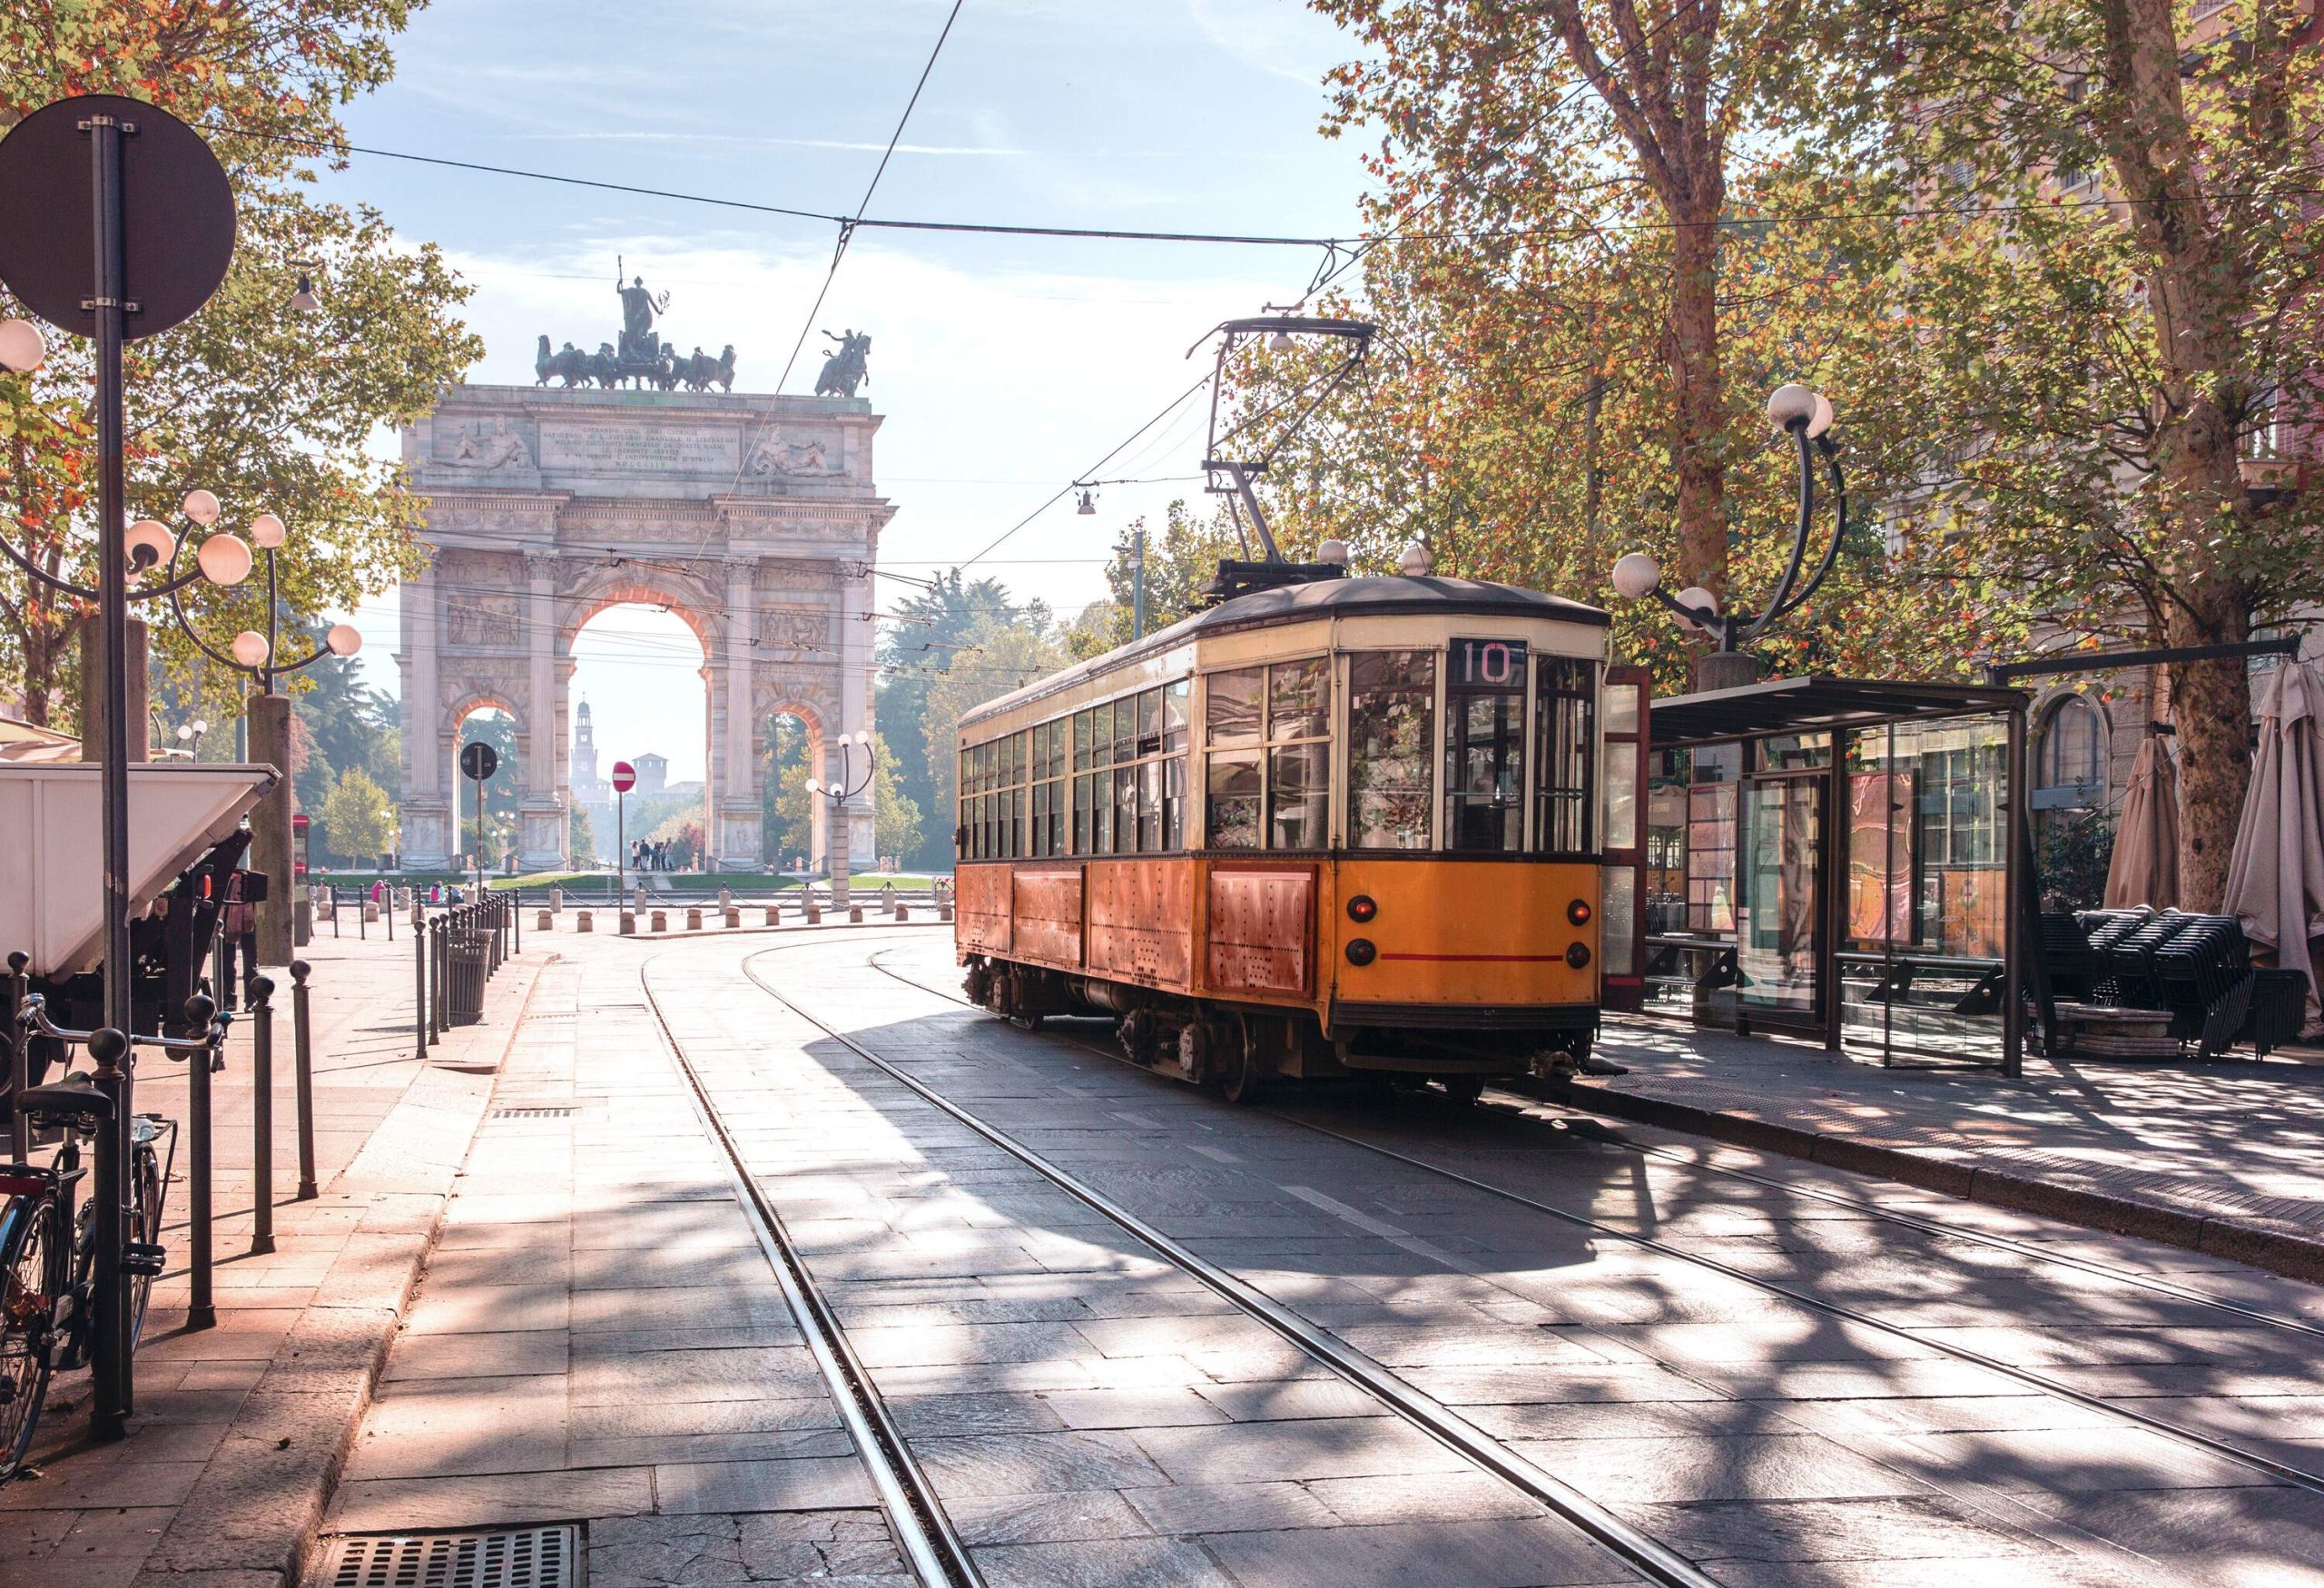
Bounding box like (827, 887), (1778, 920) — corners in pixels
(2033, 694), (2106, 811)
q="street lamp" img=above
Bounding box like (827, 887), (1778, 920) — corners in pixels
(1609, 382), (1848, 691)
(817, 730), (875, 912)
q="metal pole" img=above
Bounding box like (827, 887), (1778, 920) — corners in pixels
(290, 961), (316, 1200)
(248, 975), (275, 1255)
(414, 912), (428, 1062)
(1132, 526), (1147, 640)
(88, 106), (135, 1442)
(6, 953), (26, 1163)
(183, 997), (217, 1330)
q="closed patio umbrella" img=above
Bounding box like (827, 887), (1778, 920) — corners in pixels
(2221, 660), (2324, 1032)
(2103, 731), (2179, 910)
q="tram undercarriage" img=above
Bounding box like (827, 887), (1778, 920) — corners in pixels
(961, 954), (1596, 1102)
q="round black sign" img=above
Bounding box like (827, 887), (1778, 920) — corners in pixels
(459, 742), (499, 783)
(0, 94), (237, 340)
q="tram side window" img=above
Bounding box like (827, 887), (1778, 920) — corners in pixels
(1346, 651), (1435, 850)
(1268, 658), (1331, 850)
(1205, 668), (1264, 849)
(1445, 641), (1526, 851)
(1533, 656), (1597, 855)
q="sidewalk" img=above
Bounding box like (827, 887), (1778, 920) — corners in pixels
(1563, 1015), (2324, 1283)
(1, 930), (543, 1588)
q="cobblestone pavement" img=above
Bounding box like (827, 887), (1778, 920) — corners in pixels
(1561, 1020), (2324, 1276)
(304, 922), (2324, 1588)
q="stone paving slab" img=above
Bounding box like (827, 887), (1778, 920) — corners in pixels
(2, 932), (542, 1588)
(1554, 1016), (2324, 1283)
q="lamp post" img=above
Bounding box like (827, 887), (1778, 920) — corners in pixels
(1610, 383), (1847, 692)
(818, 731), (874, 911)
(143, 490), (362, 963)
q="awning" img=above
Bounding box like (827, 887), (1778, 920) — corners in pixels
(1647, 674), (2026, 748)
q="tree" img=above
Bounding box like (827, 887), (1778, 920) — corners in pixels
(1068, 500), (1244, 659)
(289, 653), (398, 821)
(878, 572), (1053, 868)
(871, 731), (924, 864)
(0, 4), (480, 725)
(1859, 0), (2324, 906)
(319, 765), (393, 865)
(454, 711), (518, 864)
(764, 715), (815, 864)
(569, 802), (596, 866)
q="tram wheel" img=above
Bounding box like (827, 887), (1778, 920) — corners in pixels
(1440, 1074), (1485, 1105)
(1219, 1018), (1265, 1105)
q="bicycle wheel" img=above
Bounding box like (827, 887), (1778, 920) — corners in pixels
(126, 1139), (162, 1347)
(0, 1195), (58, 1481)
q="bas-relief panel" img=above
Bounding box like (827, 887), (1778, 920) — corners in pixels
(758, 607), (831, 649)
(446, 593), (523, 647)
(432, 415), (538, 473)
(743, 429), (847, 480)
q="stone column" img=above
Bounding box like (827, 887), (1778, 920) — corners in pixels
(246, 692), (295, 965)
(838, 565), (875, 868)
(398, 563), (451, 868)
(717, 558), (763, 869)
(517, 553), (566, 870)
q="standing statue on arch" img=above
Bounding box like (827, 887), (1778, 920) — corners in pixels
(615, 256), (671, 367)
(813, 330), (872, 398)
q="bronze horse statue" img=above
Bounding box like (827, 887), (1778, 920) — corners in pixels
(813, 330), (870, 398)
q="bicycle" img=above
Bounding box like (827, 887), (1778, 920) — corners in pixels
(0, 994), (215, 1479)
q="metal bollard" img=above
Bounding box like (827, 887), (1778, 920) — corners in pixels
(386, 893), (394, 942)
(249, 976), (276, 1257)
(331, 889), (341, 938)
(431, 922), (447, 1041)
(183, 996), (220, 1331)
(85, 1025), (132, 1435)
(414, 915), (428, 1061)
(6, 952), (27, 1163)
(290, 961), (317, 1200)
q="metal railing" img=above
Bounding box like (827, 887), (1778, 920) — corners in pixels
(413, 891), (514, 1057)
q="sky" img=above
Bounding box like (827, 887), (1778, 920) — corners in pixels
(320, 0), (1377, 782)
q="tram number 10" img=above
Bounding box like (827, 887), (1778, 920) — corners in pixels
(1451, 636), (1529, 692)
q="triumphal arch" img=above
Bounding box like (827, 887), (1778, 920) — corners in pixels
(393, 306), (891, 873)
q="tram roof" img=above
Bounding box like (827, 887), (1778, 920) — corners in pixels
(960, 575), (1610, 729)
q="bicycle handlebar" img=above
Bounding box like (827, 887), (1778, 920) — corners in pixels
(17, 992), (226, 1058)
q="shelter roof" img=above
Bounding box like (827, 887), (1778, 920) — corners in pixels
(1647, 674), (2026, 748)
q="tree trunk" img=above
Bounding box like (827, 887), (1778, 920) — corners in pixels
(1667, 203), (1727, 666)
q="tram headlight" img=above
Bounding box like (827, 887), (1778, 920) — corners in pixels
(1347, 894), (1377, 924)
(1565, 942), (1592, 970)
(1567, 898), (1591, 927)
(1345, 937), (1377, 967)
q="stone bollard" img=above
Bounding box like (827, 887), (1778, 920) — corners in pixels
(619, 912), (635, 935)
(635, 885), (647, 914)
(763, 904), (780, 926)
(686, 908), (704, 930)
(724, 908), (741, 928)
(894, 903), (909, 921)
(718, 887), (732, 912)
(550, 886), (563, 913)
(536, 910), (554, 932)
(805, 903), (822, 924)
(940, 904), (954, 922)
(848, 905), (864, 923)
(578, 911), (594, 932)
(363, 901), (379, 923)
(650, 910), (666, 932)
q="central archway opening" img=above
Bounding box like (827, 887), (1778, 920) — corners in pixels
(569, 603), (709, 873)
(763, 710), (826, 875)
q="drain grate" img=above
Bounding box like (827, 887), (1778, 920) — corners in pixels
(490, 1107), (575, 1119)
(315, 1526), (581, 1588)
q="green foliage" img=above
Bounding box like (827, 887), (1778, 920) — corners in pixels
(644, 812), (705, 869)
(455, 711), (519, 863)
(871, 731), (923, 863)
(569, 801), (596, 864)
(0, 2), (480, 726)
(919, 616), (1067, 843)
(318, 765), (394, 864)
(288, 653), (398, 820)
(2037, 806), (2116, 915)
(764, 714), (814, 865)
(1067, 500), (1244, 660)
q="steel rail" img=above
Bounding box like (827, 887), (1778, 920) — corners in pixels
(853, 951), (2324, 1498)
(634, 953), (986, 1588)
(727, 943), (1721, 1588)
(865, 952), (2324, 1342)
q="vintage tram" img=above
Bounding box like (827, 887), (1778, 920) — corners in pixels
(954, 567), (1645, 1100)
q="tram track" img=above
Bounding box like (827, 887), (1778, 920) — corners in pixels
(710, 935), (1724, 1588)
(851, 944), (2324, 1504)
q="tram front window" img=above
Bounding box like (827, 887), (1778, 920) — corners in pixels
(1445, 639), (1526, 851)
(1347, 651), (1435, 849)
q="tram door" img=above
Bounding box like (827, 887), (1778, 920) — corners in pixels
(1599, 666), (1650, 1011)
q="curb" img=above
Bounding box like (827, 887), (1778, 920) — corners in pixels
(1549, 1079), (2324, 1287)
(125, 956), (549, 1588)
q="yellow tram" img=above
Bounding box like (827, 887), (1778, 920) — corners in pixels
(953, 569), (1642, 1100)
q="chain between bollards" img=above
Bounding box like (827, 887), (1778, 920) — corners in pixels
(248, 974), (275, 1257)
(290, 960), (317, 1200)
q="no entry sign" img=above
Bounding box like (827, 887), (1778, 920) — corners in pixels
(611, 760), (636, 794)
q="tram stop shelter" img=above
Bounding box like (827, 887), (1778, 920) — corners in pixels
(1634, 674), (2032, 1075)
